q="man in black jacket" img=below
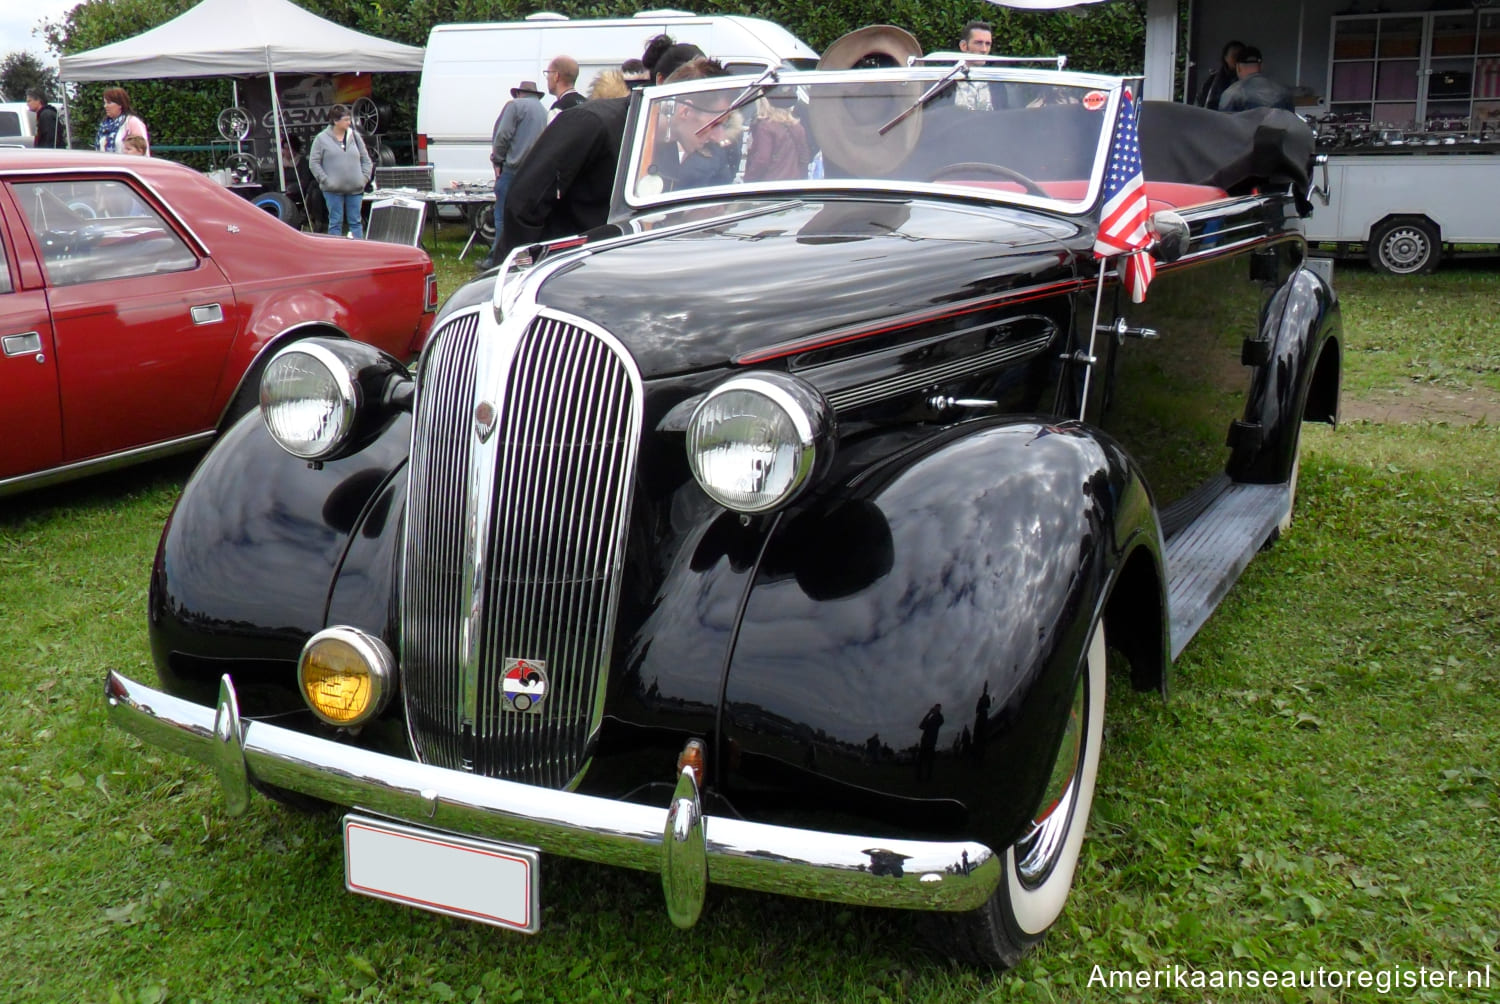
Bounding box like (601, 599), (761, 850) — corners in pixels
(545, 56), (586, 119)
(27, 90), (64, 148)
(1218, 47), (1295, 113)
(496, 44), (710, 261)
(496, 96), (629, 260)
(1196, 40), (1245, 109)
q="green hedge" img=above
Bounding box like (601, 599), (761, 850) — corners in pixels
(48, 0), (1149, 156)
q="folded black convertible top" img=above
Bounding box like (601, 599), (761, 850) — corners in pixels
(1139, 101), (1315, 196)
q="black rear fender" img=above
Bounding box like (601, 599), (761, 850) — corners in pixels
(1232, 265), (1341, 483)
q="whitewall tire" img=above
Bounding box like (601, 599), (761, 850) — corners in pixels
(928, 621), (1106, 967)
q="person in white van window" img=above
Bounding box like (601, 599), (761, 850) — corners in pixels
(546, 56), (585, 120)
(477, 79), (548, 269)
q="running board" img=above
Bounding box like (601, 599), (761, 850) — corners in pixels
(1165, 481), (1290, 659)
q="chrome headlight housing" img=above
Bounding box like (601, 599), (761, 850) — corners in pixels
(297, 626), (395, 727)
(259, 338), (412, 461)
(260, 341), (357, 459)
(686, 372), (834, 513)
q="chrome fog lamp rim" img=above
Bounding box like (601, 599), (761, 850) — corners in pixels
(261, 341), (359, 460)
(687, 372), (832, 514)
(297, 625), (395, 727)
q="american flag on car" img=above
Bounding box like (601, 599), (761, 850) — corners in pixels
(1094, 87), (1155, 303)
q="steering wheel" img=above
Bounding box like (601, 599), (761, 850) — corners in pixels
(926, 162), (1049, 198)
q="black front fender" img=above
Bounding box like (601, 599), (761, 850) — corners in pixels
(149, 411), (412, 713)
(720, 419), (1163, 850)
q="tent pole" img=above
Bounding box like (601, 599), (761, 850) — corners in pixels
(1295, 0), (1306, 88)
(267, 51), (287, 196)
(61, 87), (73, 148)
(1181, 1), (1193, 104)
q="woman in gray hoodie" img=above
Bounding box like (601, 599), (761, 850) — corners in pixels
(309, 104), (373, 238)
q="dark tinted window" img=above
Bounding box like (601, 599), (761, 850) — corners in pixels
(0, 111), (21, 137)
(722, 61), (771, 77)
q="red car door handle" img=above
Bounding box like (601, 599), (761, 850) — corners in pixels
(190, 304), (225, 325)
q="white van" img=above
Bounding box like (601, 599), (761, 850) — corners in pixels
(416, 9), (819, 189)
(0, 102), (38, 148)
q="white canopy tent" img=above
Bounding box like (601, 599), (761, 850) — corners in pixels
(58, 0), (424, 175)
(58, 0), (424, 80)
(983, 0), (1181, 101)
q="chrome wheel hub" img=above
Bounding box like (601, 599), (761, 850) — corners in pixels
(1381, 228), (1429, 273)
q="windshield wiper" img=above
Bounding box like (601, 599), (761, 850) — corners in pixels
(696, 66), (779, 136)
(878, 61), (969, 136)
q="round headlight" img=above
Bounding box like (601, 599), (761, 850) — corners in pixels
(686, 373), (833, 513)
(298, 626), (394, 727)
(260, 342), (358, 460)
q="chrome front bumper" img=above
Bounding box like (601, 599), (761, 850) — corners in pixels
(105, 671), (1000, 918)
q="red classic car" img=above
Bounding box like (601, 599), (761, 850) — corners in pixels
(0, 150), (436, 496)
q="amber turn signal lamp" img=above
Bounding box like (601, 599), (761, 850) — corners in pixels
(297, 627), (395, 727)
(677, 739), (707, 783)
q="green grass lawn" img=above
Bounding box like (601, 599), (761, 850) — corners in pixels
(1, 242), (1496, 1003)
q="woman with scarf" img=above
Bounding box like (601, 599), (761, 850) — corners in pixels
(97, 87), (149, 155)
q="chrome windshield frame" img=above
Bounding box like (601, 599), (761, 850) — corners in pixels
(617, 67), (1127, 217)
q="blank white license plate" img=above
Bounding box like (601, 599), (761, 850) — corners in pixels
(343, 813), (539, 932)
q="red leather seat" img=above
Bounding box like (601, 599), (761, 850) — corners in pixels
(944, 178), (1229, 211)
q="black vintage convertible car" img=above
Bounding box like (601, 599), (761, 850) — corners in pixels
(105, 43), (1340, 968)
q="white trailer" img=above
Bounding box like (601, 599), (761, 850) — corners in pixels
(1138, 0), (1500, 273)
(1302, 150), (1500, 273)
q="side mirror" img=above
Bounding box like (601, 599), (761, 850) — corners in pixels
(1310, 153), (1331, 207)
(1150, 209), (1190, 264)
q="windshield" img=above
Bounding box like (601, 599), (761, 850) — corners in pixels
(622, 69), (1123, 212)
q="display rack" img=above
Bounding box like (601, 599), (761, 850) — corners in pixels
(1327, 8), (1500, 132)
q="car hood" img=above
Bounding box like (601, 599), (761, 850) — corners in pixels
(532, 197), (1083, 378)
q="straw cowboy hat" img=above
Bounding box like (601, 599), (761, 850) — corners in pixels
(816, 24), (921, 72)
(808, 26), (924, 178)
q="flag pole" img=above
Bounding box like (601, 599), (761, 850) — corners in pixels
(1078, 263), (1107, 420)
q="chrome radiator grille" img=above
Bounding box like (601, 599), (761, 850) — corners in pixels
(401, 311), (642, 788)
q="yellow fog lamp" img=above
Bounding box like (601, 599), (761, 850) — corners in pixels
(297, 627), (395, 727)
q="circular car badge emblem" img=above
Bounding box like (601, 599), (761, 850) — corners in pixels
(1083, 90), (1108, 112)
(502, 657), (548, 713)
(474, 400), (498, 442)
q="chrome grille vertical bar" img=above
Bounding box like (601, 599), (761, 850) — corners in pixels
(397, 308), (641, 788)
(401, 313), (480, 769)
(494, 314), (639, 786)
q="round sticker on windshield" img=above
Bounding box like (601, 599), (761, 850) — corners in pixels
(1083, 91), (1108, 111)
